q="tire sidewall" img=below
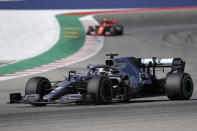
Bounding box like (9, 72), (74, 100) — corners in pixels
(181, 74), (193, 100)
(97, 77), (113, 104)
(25, 77), (52, 106)
(87, 26), (94, 35)
(87, 76), (113, 104)
(115, 25), (123, 35)
(165, 73), (193, 100)
(109, 26), (116, 35)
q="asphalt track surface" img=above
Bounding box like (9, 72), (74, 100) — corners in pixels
(1, 9), (197, 131)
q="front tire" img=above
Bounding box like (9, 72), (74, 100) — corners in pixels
(165, 73), (193, 100)
(25, 77), (52, 106)
(87, 76), (113, 104)
(87, 26), (94, 35)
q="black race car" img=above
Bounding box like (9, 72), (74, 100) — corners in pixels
(9, 54), (193, 106)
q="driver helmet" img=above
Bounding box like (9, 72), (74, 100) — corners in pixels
(102, 18), (108, 23)
(98, 68), (110, 76)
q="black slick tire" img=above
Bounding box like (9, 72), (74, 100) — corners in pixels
(165, 73), (193, 100)
(109, 26), (116, 35)
(115, 25), (124, 35)
(87, 26), (94, 35)
(25, 77), (52, 106)
(87, 76), (113, 104)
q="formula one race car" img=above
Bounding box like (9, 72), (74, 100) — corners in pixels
(9, 54), (193, 106)
(87, 18), (124, 36)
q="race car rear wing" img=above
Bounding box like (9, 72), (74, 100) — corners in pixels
(141, 57), (185, 75)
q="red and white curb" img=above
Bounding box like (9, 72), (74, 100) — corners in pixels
(0, 15), (104, 81)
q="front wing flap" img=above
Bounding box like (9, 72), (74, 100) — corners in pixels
(8, 93), (94, 105)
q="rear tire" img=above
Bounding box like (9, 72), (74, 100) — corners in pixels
(25, 77), (52, 106)
(115, 25), (124, 35)
(165, 73), (193, 100)
(87, 76), (113, 104)
(109, 26), (116, 35)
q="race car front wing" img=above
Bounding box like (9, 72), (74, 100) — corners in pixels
(8, 92), (93, 105)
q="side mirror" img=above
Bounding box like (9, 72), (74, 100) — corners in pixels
(69, 70), (76, 77)
(69, 70), (76, 74)
(87, 64), (94, 69)
(87, 65), (90, 69)
(68, 70), (76, 81)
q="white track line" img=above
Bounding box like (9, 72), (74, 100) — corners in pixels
(0, 15), (104, 81)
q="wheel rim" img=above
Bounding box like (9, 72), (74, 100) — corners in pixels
(101, 80), (112, 102)
(103, 83), (112, 98)
(38, 80), (51, 99)
(182, 75), (193, 97)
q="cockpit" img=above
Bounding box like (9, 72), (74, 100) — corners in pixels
(87, 65), (119, 76)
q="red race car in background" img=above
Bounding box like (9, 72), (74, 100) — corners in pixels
(87, 18), (124, 36)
